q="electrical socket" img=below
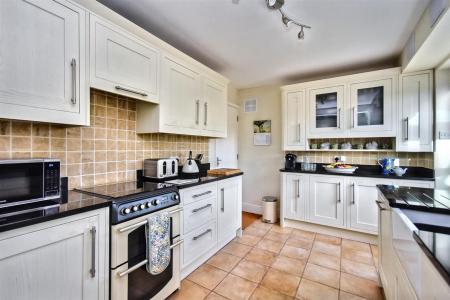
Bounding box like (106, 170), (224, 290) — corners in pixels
(439, 131), (450, 140)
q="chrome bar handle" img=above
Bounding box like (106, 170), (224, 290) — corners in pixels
(119, 220), (148, 233)
(192, 190), (212, 198)
(337, 108), (341, 129)
(192, 203), (212, 213)
(90, 226), (96, 278)
(169, 207), (183, 215)
(193, 229), (212, 241)
(352, 107), (355, 128)
(337, 183), (341, 203)
(221, 188), (225, 212)
(297, 124), (301, 142)
(418, 82), (421, 139)
(296, 179), (300, 198)
(70, 58), (77, 104)
(115, 85), (148, 97)
(195, 100), (200, 125)
(118, 259), (148, 277)
(204, 102), (208, 126)
(404, 117), (409, 141)
(170, 239), (184, 249)
(352, 183), (356, 205)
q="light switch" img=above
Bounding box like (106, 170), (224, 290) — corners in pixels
(439, 131), (450, 140)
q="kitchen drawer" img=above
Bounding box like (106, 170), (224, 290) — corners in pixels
(182, 220), (217, 268)
(183, 197), (217, 234)
(181, 183), (217, 206)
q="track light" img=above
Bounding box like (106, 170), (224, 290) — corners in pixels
(298, 27), (305, 40)
(282, 14), (292, 27)
(266, 0), (284, 10)
(266, 0), (311, 40)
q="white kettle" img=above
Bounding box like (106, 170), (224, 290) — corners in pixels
(182, 151), (199, 174)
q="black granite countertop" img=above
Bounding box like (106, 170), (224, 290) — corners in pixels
(0, 191), (110, 233)
(281, 164), (434, 181)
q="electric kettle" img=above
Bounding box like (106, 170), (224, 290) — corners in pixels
(182, 151), (199, 174)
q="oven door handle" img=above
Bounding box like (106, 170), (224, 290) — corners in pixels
(117, 239), (184, 277)
(118, 207), (183, 233)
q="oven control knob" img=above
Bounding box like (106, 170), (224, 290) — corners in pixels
(121, 207), (131, 215)
(172, 194), (180, 201)
(152, 199), (161, 206)
(139, 203), (146, 210)
(132, 205), (139, 212)
(146, 202), (152, 208)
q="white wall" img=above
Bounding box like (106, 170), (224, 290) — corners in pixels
(434, 65), (450, 189)
(237, 86), (283, 214)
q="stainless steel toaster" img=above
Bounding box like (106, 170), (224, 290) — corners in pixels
(143, 158), (178, 179)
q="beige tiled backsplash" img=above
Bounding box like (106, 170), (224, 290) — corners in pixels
(0, 89), (209, 189)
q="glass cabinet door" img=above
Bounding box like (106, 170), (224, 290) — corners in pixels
(350, 79), (393, 133)
(308, 85), (345, 136)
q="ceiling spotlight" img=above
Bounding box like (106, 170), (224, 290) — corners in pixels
(266, 0), (284, 9)
(282, 14), (293, 27)
(298, 27), (305, 40)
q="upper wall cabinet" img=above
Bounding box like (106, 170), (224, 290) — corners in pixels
(137, 54), (228, 138)
(282, 91), (306, 150)
(90, 15), (159, 103)
(0, 0), (88, 125)
(397, 70), (433, 152)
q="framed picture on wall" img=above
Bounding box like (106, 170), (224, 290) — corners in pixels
(253, 120), (271, 146)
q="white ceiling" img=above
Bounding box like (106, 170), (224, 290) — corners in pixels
(98, 0), (430, 88)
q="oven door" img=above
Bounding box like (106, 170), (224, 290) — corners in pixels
(0, 161), (44, 207)
(111, 205), (182, 300)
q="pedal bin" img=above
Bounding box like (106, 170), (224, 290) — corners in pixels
(262, 196), (278, 224)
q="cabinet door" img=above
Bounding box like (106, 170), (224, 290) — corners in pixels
(90, 15), (159, 102)
(378, 196), (395, 300)
(308, 175), (344, 226)
(349, 78), (394, 135)
(0, 216), (101, 300)
(347, 178), (389, 233)
(284, 91), (306, 149)
(217, 178), (240, 248)
(202, 77), (227, 136)
(160, 55), (201, 130)
(283, 174), (309, 221)
(308, 86), (345, 137)
(397, 71), (433, 152)
(0, 0), (87, 125)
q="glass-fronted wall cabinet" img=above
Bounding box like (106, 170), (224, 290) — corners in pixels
(349, 78), (394, 135)
(308, 85), (345, 137)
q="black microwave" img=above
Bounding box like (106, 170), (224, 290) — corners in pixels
(0, 159), (60, 207)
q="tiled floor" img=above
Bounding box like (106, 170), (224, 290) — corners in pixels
(242, 212), (261, 229)
(168, 219), (383, 300)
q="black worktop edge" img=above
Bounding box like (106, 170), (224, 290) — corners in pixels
(177, 172), (244, 189)
(280, 164), (434, 181)
(0, 201), (110, 233)
(413, 231), (450, 286)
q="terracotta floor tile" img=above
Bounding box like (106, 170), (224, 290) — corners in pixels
(315, 233), (342, 245)
(214, 273), (257, 300)
(235, 233), (262, 246)
(231, 259), (268, 283)
(187, 264), (228, 290)
(265, 230), (291, 243)
(271, 255), (306, 276)
(270, 225), (293, 234)
(244, 226), (268, 237)
(256, 238), (284, 253)
(245, 248), (278, 266)
(206, 251), (241, 272)
(340, 272), (383, 300)
(302, 263), (340, 289)
(205, 292), (229, 300)
(291, 229), (316, 241)
(341, 259), (379, 282)
(308, 250), (340, 271)
(260, 268), (301, 297)
(280, 245), (310, 260)
(168, 279), (210, 300)
(285, 237), (313, 250)
(312, 241), (341, 257)
(250, 285), (294, 300)
(339, 291), (369, 300)
(341, 248), (374, 265)
(249, 220), (273, 231)
(342, 239), (371, 253)
(221, 241), (252, 258)
(296, 278), (339, 300)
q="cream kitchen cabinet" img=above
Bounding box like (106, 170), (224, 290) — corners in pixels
(281, 173), (309, 222)
(308, 175), (345, 227)
(396, 70), (433, 152)
(0, 0), (89, 125)
(282, 91), (307, 150)
(217, 177), (242, 249)
(0, 208), (109, 300)
(90, 15), (159, 103)
(137, 53), (228, 138)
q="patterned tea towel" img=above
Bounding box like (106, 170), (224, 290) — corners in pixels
(146, 211), (171, 275)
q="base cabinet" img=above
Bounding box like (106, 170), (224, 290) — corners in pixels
(0, 208), (109, 300)
(217, 177), (242, 249)
(282, 173), (309, 221)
